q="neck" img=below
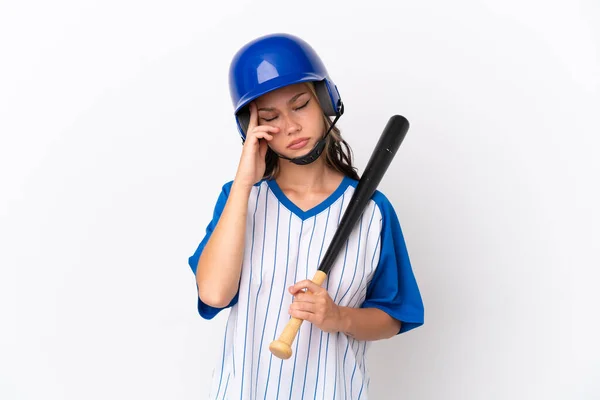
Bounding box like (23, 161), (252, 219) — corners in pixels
(275, 157), (334, 191)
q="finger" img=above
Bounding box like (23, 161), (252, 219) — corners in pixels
(251, 131), (274, 141)
(289, 279), (325, 295)
(289, 309), (315, 323)
(246, 127), (278, 143)
(248, 125), (280, 135)
(290, 301), (317, 313)
(247, 102), (258, 132)
(293, 292), (317, 303)
(245, 131), (274, 146)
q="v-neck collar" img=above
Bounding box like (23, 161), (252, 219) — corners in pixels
(266, 175), (352, 221)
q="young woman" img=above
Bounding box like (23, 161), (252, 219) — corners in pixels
(188, 33), (424, 399)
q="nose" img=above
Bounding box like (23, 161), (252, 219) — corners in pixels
(280, 113), (302, 135)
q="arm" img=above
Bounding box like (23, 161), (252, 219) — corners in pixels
(196, 102), (279, 308)
(288, 194), (424, 337)
(196, 180), (252, 308)
(338, 306), (401, 341)
(288, 281), (401, 341)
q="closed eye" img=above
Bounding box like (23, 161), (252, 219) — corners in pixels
(260, 99), (310, 122)
(295, 99), (310, 110)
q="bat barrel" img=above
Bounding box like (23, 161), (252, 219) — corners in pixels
(317, 115), (409, 275)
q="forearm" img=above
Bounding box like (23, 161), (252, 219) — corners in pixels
(338, 306), (401, 341)
(196, 180), (252, 307)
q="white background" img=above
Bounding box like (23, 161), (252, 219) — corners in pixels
(1, 0), (599, 399)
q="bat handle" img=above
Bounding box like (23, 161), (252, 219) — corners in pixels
(268, 270), (328, 359)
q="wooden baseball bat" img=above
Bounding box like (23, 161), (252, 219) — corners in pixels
(269, 115), (410, 359)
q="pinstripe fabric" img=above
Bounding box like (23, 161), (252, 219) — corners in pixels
(191, 175), (424, 399)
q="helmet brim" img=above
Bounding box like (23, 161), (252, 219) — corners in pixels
(233, 72), (325, 115)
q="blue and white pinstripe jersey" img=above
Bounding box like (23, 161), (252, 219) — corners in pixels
(188, 175), (424, 399)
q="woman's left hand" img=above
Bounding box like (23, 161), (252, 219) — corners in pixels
(288, 280), (345, 333)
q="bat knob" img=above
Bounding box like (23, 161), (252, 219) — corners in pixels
(269, 340), (293, 360)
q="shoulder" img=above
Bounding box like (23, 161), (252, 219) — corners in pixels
(216, 179), (265, 196)
(343, 176), (397, 221)
(211, 180), (234, 205)
(221, 180), (234, 194)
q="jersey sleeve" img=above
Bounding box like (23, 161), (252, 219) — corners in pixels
(188, 180), (239, 320)
(360, 192), (425, 334)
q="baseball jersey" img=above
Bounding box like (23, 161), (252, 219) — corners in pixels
(188, 175), (424, 399)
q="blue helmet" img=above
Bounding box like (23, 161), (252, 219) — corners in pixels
(228, 33), (343, 142)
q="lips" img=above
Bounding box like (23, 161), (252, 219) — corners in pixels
(287, 137), (310, 150)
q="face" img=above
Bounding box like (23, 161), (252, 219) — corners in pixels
(254, 82), (325, 157)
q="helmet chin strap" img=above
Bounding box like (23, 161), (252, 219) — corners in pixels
(270, 106), (343, 166)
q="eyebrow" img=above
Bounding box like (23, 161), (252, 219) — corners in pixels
(258, 92), (307, 112)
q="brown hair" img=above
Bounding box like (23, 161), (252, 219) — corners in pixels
(262, 83), (360, 181)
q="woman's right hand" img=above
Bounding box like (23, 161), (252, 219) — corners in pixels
(234, 102), (280, 188)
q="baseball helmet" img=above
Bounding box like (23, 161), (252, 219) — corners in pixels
(228, 33), (343, 142)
